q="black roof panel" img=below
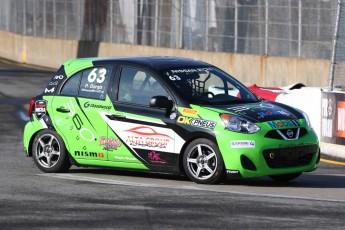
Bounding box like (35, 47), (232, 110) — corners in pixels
(92, 56), (212, 70)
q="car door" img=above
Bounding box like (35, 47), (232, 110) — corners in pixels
(51, 66), (113, 162)
(105, 65), (185, 171)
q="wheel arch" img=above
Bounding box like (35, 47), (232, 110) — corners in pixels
(27, 127), (71, 157)
(178, 131), (218, 175)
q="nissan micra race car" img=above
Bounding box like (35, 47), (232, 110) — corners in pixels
(23, 56), (320, 184)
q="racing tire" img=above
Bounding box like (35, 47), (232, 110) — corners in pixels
(32, 129), (71, 173)
(269, 173), (302, 183)
(183, 138), (225, 184)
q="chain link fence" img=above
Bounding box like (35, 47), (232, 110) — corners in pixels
(0, 0), (338, 60)
(330, 0), (345, 90)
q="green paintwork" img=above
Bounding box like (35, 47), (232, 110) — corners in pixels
(23, 57), (319, 178)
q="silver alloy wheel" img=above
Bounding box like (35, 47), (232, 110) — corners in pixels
(186, 144), (217, 180)
(34, 133), (61, 169)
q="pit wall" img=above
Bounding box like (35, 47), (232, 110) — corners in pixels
(0, 30), (329, 87)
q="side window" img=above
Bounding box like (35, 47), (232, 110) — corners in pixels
(79, 66), (112, 100)
(118, 66), (168, 106)
(60, 72), (82, 96)
(207, 75), (239, 97)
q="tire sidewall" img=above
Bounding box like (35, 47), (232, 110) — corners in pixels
(32, 129), (70, 173)
(183, 138), (225, 184)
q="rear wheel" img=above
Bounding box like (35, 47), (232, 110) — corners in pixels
(269, 173), (302, 183)
(183, 138), (225, 184)
(32, 129), (71, 173)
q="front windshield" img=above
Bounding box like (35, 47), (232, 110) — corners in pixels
(163, 67), (259, 105)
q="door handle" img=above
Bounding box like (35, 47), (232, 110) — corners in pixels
(56, 107), (70, 113)
(106, 114), (126, 120)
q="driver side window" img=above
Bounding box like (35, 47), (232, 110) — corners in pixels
(118, 66), (168, 106)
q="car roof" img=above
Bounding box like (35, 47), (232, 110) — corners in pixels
(95, 56), (211, 70)
(63, 56), (212, 74)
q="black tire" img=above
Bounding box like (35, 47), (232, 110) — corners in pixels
(183, 138), (225, 184)
(32, 129), (71, 173)
(269, 173), (302, 183)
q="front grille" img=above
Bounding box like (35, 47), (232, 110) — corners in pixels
(265, 128), (307, 140)
(263, 145), (318, 169)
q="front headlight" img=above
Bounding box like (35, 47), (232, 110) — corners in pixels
(302, 111), (312, 128)
(220, 114), (261, 134)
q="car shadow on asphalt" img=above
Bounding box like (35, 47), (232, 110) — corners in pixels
(65, 167), (345, 189)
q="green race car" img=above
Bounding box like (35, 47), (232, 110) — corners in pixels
(23, 56), (320, 184)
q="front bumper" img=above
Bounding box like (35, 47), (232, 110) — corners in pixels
(217, 127), (319, 178)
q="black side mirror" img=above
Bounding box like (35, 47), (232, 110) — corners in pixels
(150, 96), (174, 115)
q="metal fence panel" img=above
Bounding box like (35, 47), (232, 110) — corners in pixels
(330, 0), (345, 90)
(0, 0), (338, 60)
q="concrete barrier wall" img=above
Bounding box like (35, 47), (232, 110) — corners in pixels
(0, 30), (330, 87)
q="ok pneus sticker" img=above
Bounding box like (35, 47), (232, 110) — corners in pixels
(177, 116), (216, 130)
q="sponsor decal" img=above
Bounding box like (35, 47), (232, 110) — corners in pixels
(321, 97), (333, 138)
(48, 81), (59, 86)
(84, 102), (112, 110)
(74, 151), (104, 158)
(231, 140), (255, 148)
(104, 119), (185, 153)
(35, 100), (47, 119)
(125, 126), (173, 149)
(227, 106), (250, 113)
(177, 116), (216, 130)
(99, 136), (122, 150)
(170, 67), (212, 74)
(44, 87), (55, 94)
(114, 156), (137, 161)
(44, 74), (66, 95)
(267, 120), (300, 129)
(64, 99), (95, 142)
(148, 151), (167, 165)
(336, 101), (345, 138)
(181, 108), (199, 116)
(226, 170), (241, 176)
(257, 110), (291, 117)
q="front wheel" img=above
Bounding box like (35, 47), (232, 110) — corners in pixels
(183, 138), (225, 184)
(269, 173), (302, 183)
(32, 129), (71, 173)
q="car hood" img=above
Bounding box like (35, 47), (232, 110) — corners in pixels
(203, 100), (303, 123)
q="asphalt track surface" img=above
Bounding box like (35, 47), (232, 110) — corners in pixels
(1, 59), (345, 229)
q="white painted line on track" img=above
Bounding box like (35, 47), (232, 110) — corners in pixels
(38, 173), (345, 203)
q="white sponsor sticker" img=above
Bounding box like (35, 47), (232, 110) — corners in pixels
(231, 140), (255, 148)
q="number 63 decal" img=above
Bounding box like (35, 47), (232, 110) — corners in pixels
(87, 68), (107, 84)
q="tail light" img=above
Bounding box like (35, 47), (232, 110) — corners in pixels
(28, 98), (35, 117)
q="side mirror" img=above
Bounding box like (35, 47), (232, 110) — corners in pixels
(150, 96), (174, 114)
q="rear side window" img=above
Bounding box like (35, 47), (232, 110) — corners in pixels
(60, 66), (113, 100)
(60, 72), (82, 96)
(79, 67), (112, 100)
